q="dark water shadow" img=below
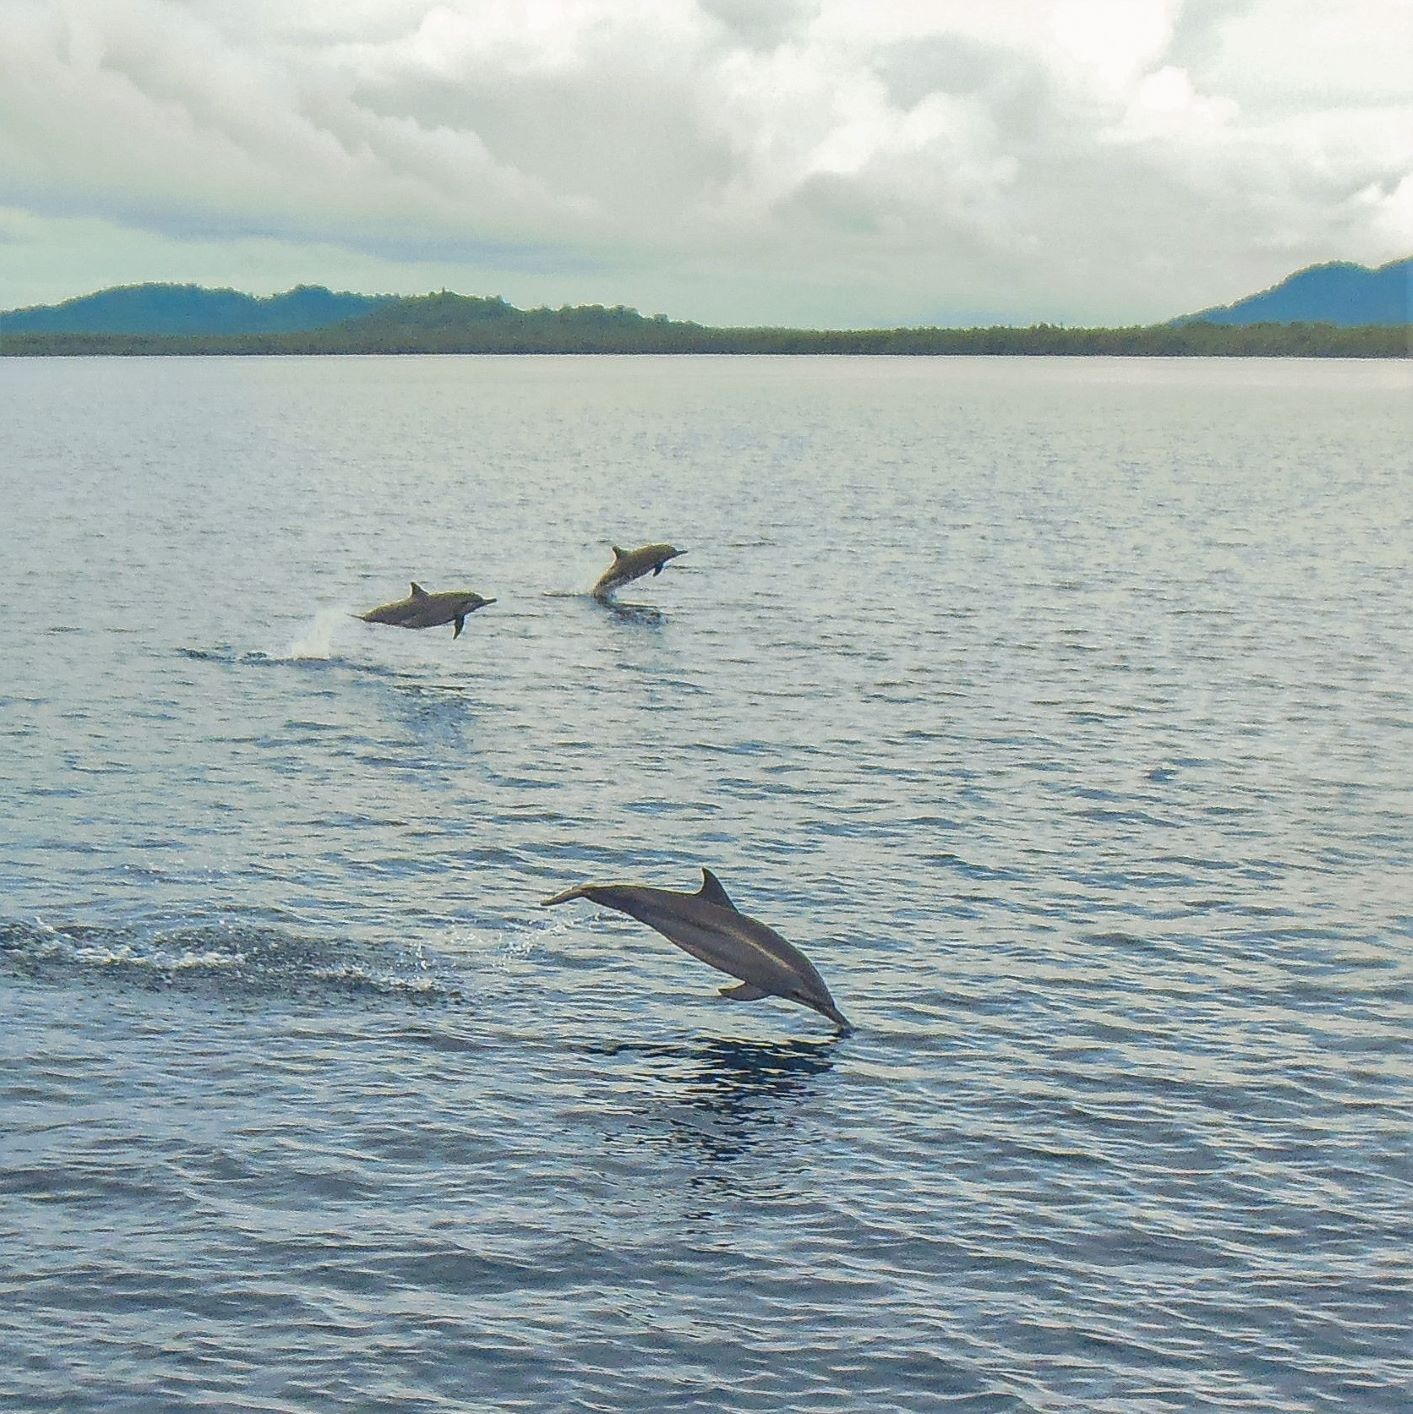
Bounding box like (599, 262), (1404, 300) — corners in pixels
(177, 645), (408, 683)
(590, 1033), (840, 1168)
(374, 678), (484, 750)
(591, 596), (665, 627)
(539, 588), (666, 625)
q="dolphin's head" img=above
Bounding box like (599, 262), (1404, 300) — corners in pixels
(811, 1000), (854, 1033)
(786, 987), (852, 1034)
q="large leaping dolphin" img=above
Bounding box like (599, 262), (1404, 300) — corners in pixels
(542, 868), (852, 1032)
(357, 583), (495, 638)
(592, 543), (686, 598)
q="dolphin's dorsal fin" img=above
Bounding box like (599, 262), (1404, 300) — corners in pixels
(410, 582), (428, 598)
(613, 545), (631, 560)
(698, 868), (738, 911)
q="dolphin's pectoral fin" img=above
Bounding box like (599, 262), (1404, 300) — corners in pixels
(652, 563), (663, 575)
(411, 582), (428, 598)
(719, 982), (769, 1001)
(697, 868), (739, 912)
(453, 615), (465, 638)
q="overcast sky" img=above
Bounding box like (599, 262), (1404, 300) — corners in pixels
(2, 0), (1409, 326)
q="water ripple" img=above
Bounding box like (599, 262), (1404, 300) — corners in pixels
(2, 356), (1410, 1412)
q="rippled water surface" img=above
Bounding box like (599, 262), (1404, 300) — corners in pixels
(2, 355), (1410, 1412)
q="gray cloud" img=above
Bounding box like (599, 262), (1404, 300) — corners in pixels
(871, 31), (1056, 124)
(698, 0), (818, 51)
(1, 0), (1409, 324)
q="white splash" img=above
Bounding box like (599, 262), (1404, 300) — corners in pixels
(283, 605), (345, 660)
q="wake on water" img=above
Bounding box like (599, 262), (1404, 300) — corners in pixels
(2, 910), (582, 1015)
(190, 598), (655, 669)
(0, 915), (472, 1006)
(181, 606), (353, 667)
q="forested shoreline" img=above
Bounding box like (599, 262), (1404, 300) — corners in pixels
(1, 291), (1406, 357)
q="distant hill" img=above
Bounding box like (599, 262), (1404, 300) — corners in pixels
(0, 283), (394, 335)
(1176, 258), (1411, 327)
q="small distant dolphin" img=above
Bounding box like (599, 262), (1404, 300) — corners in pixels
(542, 868), (852, 1032)
(592, 543), (686, 598)
(357, 583), (495, 638)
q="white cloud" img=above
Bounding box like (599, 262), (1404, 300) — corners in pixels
(1199, 0), (1413, 109)
(1, 0), (1409, 324)
(1051, 0), (1178, 92)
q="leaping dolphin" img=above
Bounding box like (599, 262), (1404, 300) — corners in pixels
(592, 543), (686, 598)
(357, 583), (495, 638)
(542, 868), (852, 1033)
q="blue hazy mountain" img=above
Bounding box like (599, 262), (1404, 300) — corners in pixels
(0, 283), (394, 335)
(1176, 258), (1410, 327)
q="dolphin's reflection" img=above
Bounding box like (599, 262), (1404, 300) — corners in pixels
(592, 597), (664, 627)
(592, 1033), (839, 1168)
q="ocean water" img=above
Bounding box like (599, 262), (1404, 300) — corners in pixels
(1, 353), (1409, 1413)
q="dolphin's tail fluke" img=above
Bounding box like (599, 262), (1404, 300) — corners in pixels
(541, 883), (599, 907)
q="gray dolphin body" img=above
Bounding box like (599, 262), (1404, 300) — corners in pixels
(592, 543), (686, 598)
(358, 583), (495, 638)
(542, 868), (852, 1032)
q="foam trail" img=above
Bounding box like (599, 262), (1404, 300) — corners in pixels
(284, 606), (345, 660)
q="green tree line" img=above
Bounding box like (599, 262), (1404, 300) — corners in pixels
(2, 291), (1407, 357)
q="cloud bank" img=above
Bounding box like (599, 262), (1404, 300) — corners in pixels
(2, 0), (1410, 324)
